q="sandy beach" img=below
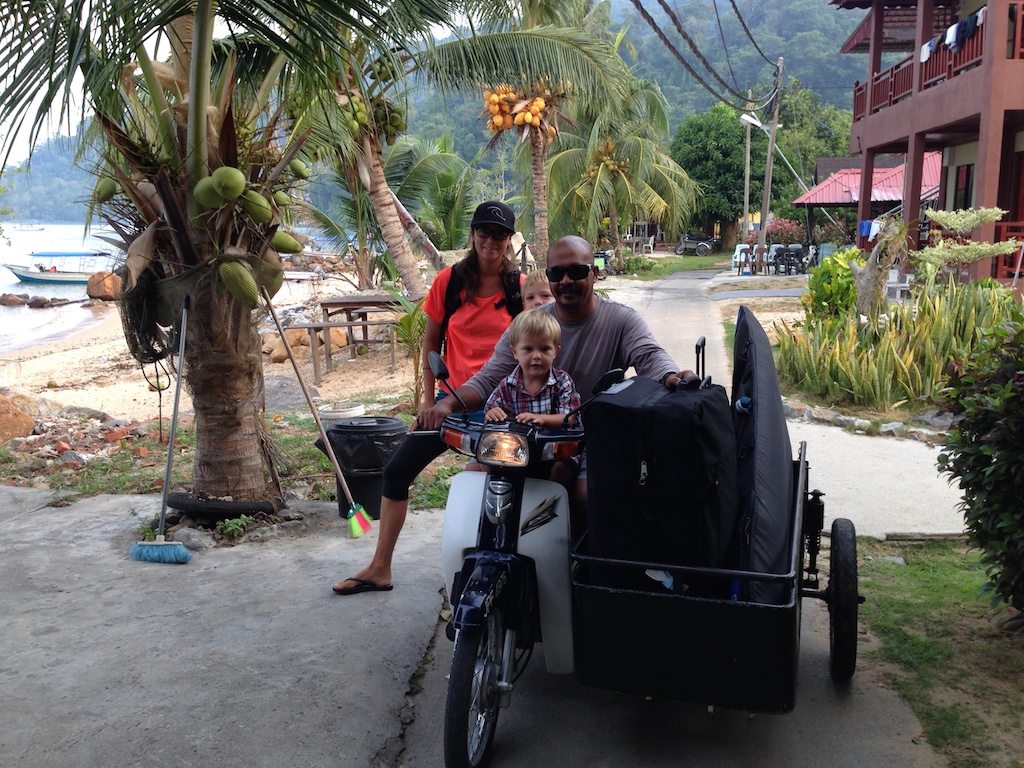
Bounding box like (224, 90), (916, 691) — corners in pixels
(0, 276), (415, 422)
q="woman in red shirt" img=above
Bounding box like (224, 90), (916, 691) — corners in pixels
(334, 200), (523, 595)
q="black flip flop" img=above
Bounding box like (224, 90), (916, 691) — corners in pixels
(333, 577), (394, 596)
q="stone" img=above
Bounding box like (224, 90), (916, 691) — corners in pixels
(86, 271), (122, 301)
(324, 327), (349, 350)
(0, 394), (35, 445)
(0, 292), (29, 306)
(27, 295), (52, 308)
(880, 421), (906, 436)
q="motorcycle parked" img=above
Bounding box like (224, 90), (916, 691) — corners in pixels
(674, 232), (716, 256)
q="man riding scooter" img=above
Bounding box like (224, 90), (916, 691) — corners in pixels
(336, 234), (694, 597)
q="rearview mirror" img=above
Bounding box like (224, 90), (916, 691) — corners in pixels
(428, 350), (450, 380)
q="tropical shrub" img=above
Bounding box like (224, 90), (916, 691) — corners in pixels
(938, 303), (1024, 609)
(803, 247), (864, 323)
(745, 217), (806, 245)
(777, 277), (1018, 409)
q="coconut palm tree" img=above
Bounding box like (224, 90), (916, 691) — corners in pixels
(413, 0), (629, 267)
(0, 0), (449, 506)
(547, 77), (702, 252)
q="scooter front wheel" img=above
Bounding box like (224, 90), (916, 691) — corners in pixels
(444, 610), (504, 768)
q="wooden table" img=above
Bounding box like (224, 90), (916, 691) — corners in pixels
(308, 293), (426, 384)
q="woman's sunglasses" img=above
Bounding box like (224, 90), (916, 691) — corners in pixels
(545, 264), (593, 282)
(474, 227), (512, 241)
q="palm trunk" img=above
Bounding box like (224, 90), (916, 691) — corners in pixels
(391, 190), (445, 274)
(186, 286), (272, 502)
(608, 202), (622, 253)
(529, 128), (549, 269)
(364, 136), (427, 295)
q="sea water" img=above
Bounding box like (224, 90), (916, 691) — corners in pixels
(0, 222), (119, 356)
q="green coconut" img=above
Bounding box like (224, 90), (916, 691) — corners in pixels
(95, 177), (118, 203)
(288, 158), (311, 180)
(271, 230), (303, 254)
(211, 166), (247, 200)
(194, 177), (226, 210)
(272, 190), (292, 207)
(241, 190), (273, 224)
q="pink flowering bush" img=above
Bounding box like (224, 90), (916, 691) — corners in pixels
(745, 218), (806, 245)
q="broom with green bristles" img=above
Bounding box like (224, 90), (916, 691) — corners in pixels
(130, 295), (193, 564)
(263, 288), (372, 538)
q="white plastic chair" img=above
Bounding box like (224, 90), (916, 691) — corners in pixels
(641, 235), (655, 255)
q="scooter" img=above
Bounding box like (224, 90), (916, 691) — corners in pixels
(430, 351), (627, 768)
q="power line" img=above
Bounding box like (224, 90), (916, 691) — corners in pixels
(727, 0), (775, 66)
(628, 0), (773, 109)
(711, 0), (739, 90)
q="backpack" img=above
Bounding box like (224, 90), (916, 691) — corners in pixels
(439, 263), (523, 352)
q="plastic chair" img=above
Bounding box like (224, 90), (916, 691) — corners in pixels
(641, 235), (655, 255)
(752, 246), (770, 275)
(735, 246), (752, 275)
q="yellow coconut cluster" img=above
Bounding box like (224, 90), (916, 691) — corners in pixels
(481, 86), (558, 144)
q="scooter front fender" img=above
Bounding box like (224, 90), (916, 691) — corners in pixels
(451, 554), (531, 631)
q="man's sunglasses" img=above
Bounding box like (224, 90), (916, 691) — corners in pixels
(474, 227), (512, 241)
(545, 264), (593, 282)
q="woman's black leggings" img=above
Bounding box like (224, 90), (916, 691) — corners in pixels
(380, 430), (448, 501)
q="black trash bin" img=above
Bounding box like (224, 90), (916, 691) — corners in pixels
(315, 416), (407, 519)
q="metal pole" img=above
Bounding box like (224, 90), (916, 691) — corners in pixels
(742, 90), (752, 241)
(757, 58), (783, 252)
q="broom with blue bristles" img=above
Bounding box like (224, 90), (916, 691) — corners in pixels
(130, 295), (193, 564)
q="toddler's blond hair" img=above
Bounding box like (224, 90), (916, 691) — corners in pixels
(509, 308), (561, 347)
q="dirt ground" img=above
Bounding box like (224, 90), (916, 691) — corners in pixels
(1, 277), (415, 422)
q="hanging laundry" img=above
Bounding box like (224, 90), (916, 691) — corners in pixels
(869, 220), (882, 242)
(978, 6), (986, 25)
(858, 220), (872, 238)
(964, 13), (978, 39)
(920, 38), (935, 62)
(945, 22), (959, 51)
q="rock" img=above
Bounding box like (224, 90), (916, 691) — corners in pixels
(261, 332), (280, 354)
(62, 449), (89, 464)
(171, 526), (216, 551)
(880, 421), (905, 436)
(0, 394), (35, 445)
(0, 293), (29, 306)
(27, 295), (52, 308)
(86, 271), (122, 301)
(2, 389), (63, 418)
(324, 327), (348, 350)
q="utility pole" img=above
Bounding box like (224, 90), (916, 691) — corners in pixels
(742, 89), (752, 241)
(756, 58), (784, 252)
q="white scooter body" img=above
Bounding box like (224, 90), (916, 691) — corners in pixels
(441, 471), (575, 673)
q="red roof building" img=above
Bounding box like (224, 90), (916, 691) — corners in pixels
(831, 0), (1024, 280)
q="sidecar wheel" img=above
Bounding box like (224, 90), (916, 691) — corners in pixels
(674, 242), (686, 255)
(828, 518), (859, 682)
(444, 610), (503, 768)
(695, 241), (712, 257)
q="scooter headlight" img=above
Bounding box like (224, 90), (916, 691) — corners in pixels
(476, 432), (530, 467)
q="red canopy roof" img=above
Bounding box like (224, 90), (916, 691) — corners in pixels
(793, 153), (942, 206)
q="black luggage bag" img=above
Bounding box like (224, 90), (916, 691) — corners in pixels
(585, 375), (738, 595)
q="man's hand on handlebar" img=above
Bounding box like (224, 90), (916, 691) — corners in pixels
(413, 396), (457, 431)
(663, 369), (697, 390)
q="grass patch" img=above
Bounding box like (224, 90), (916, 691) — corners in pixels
(620, 254), (723, 280)
(858, 539), (1024, 768)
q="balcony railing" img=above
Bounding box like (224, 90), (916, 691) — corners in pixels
(993, 221), (1024, 280)
(852, 4), (1008, 122)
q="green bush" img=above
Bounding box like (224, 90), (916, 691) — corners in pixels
(621, 254), (655, 273)
(802, 247), (863, 322)
(777, 276), (1018, 409)
(937, 303), (1024, 610)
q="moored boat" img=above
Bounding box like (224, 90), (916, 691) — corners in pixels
(2, 251), (115, 284)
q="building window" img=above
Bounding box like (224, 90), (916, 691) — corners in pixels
(953, 164), (974, 209)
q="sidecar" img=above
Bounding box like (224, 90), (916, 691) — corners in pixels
(568, 306), (860, 713)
